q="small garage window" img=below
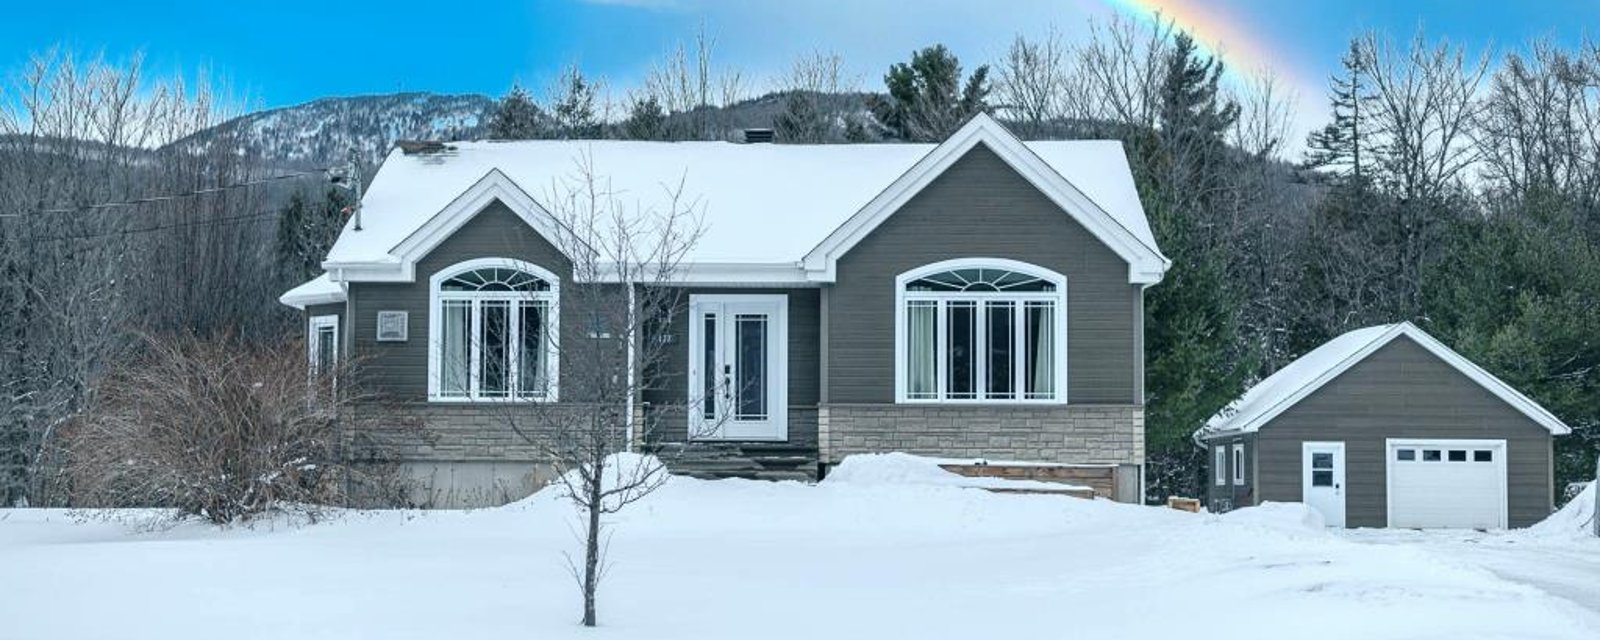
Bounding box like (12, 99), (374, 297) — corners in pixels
(1448, 450), (1468, 462)
(1396, 449), (1416, 461)
(1473, 450), (1493, 462)
(1422, 449), (1442, 462)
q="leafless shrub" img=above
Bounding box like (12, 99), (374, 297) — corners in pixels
(63, 332), (400, 524)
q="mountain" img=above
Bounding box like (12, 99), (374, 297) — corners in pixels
(168, 92), (496, 169)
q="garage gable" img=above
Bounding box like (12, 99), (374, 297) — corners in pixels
(1200, 322), (1571, 439)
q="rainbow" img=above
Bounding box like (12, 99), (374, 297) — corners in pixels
(1102, 0), (1316, 92)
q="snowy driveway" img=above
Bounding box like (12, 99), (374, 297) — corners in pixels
(1344, 529), (1600, 616)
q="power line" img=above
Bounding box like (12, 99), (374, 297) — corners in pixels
(0, 168), (334, 219)
(30, 209), (285, 244)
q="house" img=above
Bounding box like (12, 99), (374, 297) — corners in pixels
(279, 114), (1169, 507)
(1196, 322), (1571, 529)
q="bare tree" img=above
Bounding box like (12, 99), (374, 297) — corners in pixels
(1474, 39), (1600, 203)
(1359, 30), (1491, 201)
(773, 51), (858, 143)
(641, 27), (748, 140)
(1229, 68), (1298, 160)
(0, 49), (279, 506)
(1078, 13), (1174, 130)
(488, 154), (709, 627)
(995, 27), (1081, 136)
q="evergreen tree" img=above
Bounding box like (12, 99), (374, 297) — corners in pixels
(1140, 32), (1254, 500)
(488, 84), (548, 140)
(1304, 41), (1372, 182)
(871, 45), (991, 141)
(622, 96), (666, 141)
(551, 68), (601, 139)
(276, 187), (349, 284)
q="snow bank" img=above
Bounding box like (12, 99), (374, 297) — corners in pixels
(1220, 501), (1327, 534)
(1529, 482), (1596, 539)
(823, 452), (1091, 493)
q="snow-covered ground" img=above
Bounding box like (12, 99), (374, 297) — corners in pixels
(2, 455), (1596, 640)
(1345, 482), (1600, 616)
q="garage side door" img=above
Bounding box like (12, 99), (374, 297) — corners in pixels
(1386, 439), (1507, 529)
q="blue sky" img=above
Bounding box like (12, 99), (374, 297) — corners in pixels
(3, 0), (1595, 127)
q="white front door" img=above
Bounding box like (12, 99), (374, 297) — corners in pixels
(688, 294), (788, 441)
(1302, 441), (1347, 528)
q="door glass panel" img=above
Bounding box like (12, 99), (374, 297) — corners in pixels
(1311, 452), (1333, 469)
(985, 302), (1014, 400)
(734, 314), (768, 420)
(1312, 470), (1334, 487)
(946, 301), (976, 399)
(702, 313), (717, 420)
(479, 300), (511, 397)
(314, 326), (336, 376)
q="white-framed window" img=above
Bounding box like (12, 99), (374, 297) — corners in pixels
(894, 258), (1067, 403)
(427, 258), (560, 402)
(308, 315), (339, 380)
(1214, 446), (1227, 486)
(1232, 443), (1245, 485)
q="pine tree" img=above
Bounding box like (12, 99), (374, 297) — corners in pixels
(1141, 32), (1254, 500)
(276, 187), (349, 283)
(871, 45), (991, 141)
(488, 84), (548, 140)
(551, 67), (601, 139)
(1304, 41), (1372, 182)
(622, 96), (666, 141)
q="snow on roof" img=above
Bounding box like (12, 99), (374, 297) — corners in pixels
(278, 273), (345, 309)
(1198, 322), (1572, 440)
(322, 138), (1156, 268)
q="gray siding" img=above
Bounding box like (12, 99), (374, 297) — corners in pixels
(349, 200), (574, 400)
(1252, 336), (1554, 528)
(826, 143), (1141, 405)
(644, 287), (821, 446)
(1204, 434), (1253, 512)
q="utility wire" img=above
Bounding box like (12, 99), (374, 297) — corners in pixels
(0, 168), (334, 219)
(30, 209), (286, 243)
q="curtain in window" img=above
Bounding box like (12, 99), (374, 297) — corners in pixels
(906, 301), (936, 398)
(1025, 303), (1055, 399)
(440, 301), (471, 395)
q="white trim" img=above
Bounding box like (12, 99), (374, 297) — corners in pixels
(1214, 446), (1227, 487)
(802, 113), (1169, 285)
(1302, 441), (1346, 528)
(426, 257), (561, 403)
(280, 275), (347, 309)
(1231, 442), (1245, 485)
(893, 258), (1068, 405)
(308, 314), (340, 377)
(1207, 322), (1572, 437)
(324, 169), (587, 284)
(687, 293), (789, 442)
(1384, 438), (1509, 530)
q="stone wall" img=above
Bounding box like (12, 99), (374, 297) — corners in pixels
(819, 404), (1144, 466)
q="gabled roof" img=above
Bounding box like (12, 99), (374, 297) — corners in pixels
(803, 114), (1169, 284)
(1197, 322), (1572, 441)
(279, 273), (345, 309)
(314, 113), (1166, 286)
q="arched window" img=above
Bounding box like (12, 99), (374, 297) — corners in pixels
(429, 258), (559, 401)
(895, 259), (1066, 403)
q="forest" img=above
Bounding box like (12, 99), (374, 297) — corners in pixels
(2, 16), (1597, 506)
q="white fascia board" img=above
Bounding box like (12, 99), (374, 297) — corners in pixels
(390, 169), (579, 268)
(801, 113), (1169, 285)
(278, 284), (347, 310)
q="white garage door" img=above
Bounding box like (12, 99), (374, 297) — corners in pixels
(1386, 439), (1507, 529)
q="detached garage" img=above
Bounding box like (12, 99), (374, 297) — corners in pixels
(1196, 322), (1570, 529)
